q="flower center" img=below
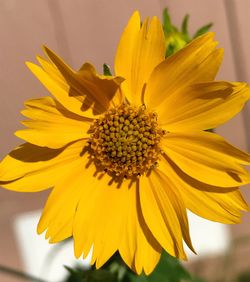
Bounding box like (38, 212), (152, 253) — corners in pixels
(89, 104), (164, 177)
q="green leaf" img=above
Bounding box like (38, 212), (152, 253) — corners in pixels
(128, 252), (196, 282)
(89, 269), (118, 282)
(162, 8), (173, 35)
(64, 265), (85, 282)
(165, 43), (175, 57)
(64, 265), (119, 282)
(63, 252), (206, 282)
(103, 63), (112, 76)
(193, 23), (213, 38)
(181, 14), (189, 35)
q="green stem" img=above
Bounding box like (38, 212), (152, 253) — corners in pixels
(0, 264), (48, 282)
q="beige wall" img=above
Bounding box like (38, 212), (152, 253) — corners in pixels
(0, 1), (249, 281)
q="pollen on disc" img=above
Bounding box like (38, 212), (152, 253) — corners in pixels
(89, 104), (165, 177)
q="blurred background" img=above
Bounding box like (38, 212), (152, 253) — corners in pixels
(0, 0), (249, 281)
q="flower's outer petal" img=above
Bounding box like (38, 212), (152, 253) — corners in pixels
(36, 55), (66, 88)
(15, 97), (91, 149)
(144, 32), (223, 109)
(180, 186), (248, 224)
(158, 81), (250, 130)
(27, 49), (123, 119)
(140, 170), (195, 260)
(41, 169), (162, 274)
(118, 181), (162, 275)
(162, 131), (250, 187)
(73, 175), (161, 274)
(38, 150), (92, 243)
(26, 62), (89, 118)
(73, 173), (128, 269)
(158, 157), (249, 223)
(0, 140), (86, 191)
(43, 47), (124, 113)
(76, 62), (124, 111)
(115, 11), (165, 105)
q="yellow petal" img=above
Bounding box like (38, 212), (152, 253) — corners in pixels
(115, 11), (165, 105)
(180, 187), (248, 224)
(73, 173), (129, 268)
(114, 11), (140, 104)
(38, 151), (92, 242)
(15, 96), (91, 148)
(0, 140), (86, 191)
(140, 170), (195, 260)
(44, 47), (123, 113)
(26, 62), (88, 118)
(158, 81), (250, 130)
(72, 174), (161, 274)
(27, 48), (123, 118)
(76, 62), (124, 111)
(162, 132), (250, 187)
(37, 55), (66, 86)
(118, 181), (161, 274)
(158, 157), (249, 223)
(144, 32), (223, 109)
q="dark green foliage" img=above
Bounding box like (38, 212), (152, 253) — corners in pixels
(128, 252), (198, 282)
(181, 14), (190, 36)
(163, 7), (213, 57)
(64, 266), (118, 282)
(193, 23), (213, 38)
(103, 63), (112, 76)
(64, 252), (205, 282)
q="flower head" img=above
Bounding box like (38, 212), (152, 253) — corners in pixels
(1, 11), (250, 274)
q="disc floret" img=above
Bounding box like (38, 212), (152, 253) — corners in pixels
(89, 104), (165, 177)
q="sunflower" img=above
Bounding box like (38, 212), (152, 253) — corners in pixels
(1, 11), (250, 274)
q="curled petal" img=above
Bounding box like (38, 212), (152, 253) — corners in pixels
(27, 48), (123, 119)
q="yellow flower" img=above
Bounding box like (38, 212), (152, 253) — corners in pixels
(1, 11), (250, 274)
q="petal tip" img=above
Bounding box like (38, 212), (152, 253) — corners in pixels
(42, 45), (51, 55)
(131, 10), (140, 19)
(25, 61), (35, 69)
